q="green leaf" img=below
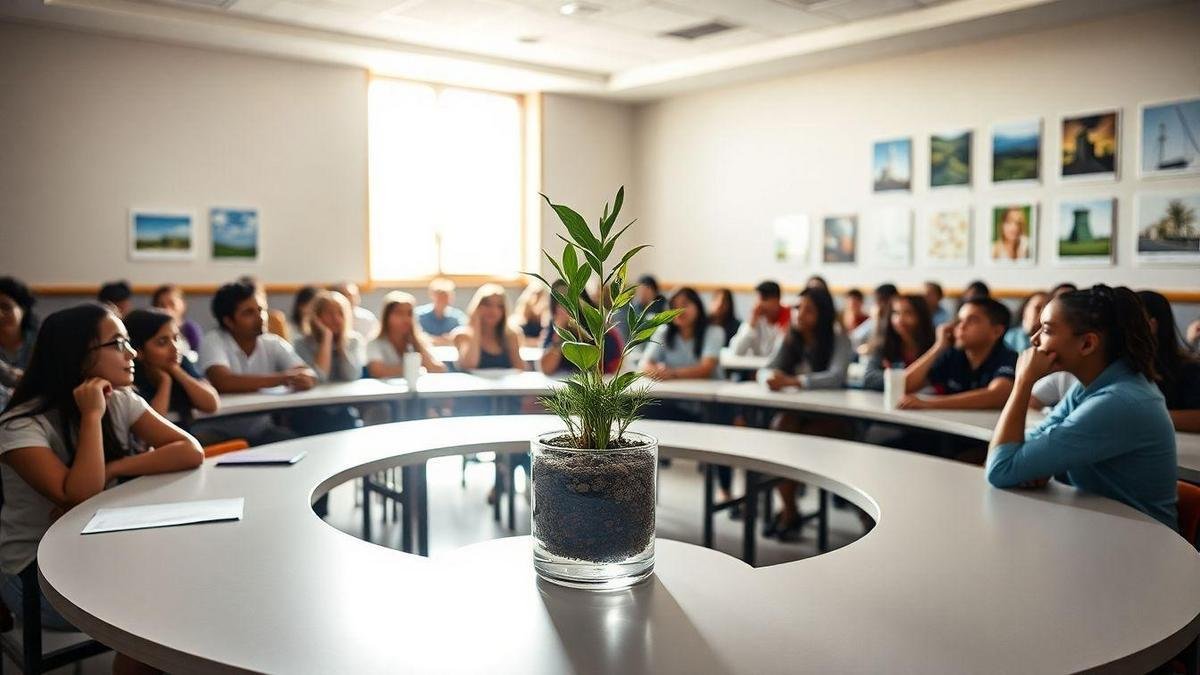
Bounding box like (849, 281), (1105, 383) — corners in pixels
(553, 324), (575, 343)
(521, 271), (552, 291)
(612, 285), (636, 310)
(562, 243), (578, 279)
(570, 262), (591, 294)
(562, 342), (599, 371)
(542, 195), (600, 254)
(610, 371), (640, 394)
(541, 249), (566, 285)
(604, 244), (650, 285)
(580, 302), (604, 341)
(581, 248), (604, 276)
(631, 326), (658, 343)
(604, 186), (624, 239)
(646, 308), (683, 330)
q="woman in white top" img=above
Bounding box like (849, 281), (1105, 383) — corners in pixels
(366, 291), (446, 378)
(0, 304), (202, 669)
(293, 290), (367, 383)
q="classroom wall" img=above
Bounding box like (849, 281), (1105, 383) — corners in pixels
(632, 2), (1200, 295)
(0, 21), (369, 286)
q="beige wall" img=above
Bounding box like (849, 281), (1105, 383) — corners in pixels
(0, 22), (369, 286)
(633, 2), (1200, 294)
(539, 93), (637, 277)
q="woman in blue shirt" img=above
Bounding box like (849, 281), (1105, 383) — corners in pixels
(987, 285), (1177, 530)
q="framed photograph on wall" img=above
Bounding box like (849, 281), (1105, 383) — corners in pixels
(919, 205), (972, 267)
(128, 209), (195, 261)
(772, 214), (811, 264)
(211, 207), (260, 262)
(988, 202), (1038, 265)
(930, 129), (972, 188)
(1055, 197), (1115, 265)
(991, 119), (1041, 185)
(872, 138), (912, 192)
(1139, 97), (1200, 178)
(865, 207), (913, 268)
(1135, 191), (1200, 265)
(1060, 110), (1120, 182)
(822, 214), (858, 264)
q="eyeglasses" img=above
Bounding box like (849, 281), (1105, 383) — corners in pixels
(91, 336), (136, 354)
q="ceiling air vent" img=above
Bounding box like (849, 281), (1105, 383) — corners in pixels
(661, 20), (737, 40)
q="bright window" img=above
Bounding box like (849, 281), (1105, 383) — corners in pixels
(368, 78), (524, 280)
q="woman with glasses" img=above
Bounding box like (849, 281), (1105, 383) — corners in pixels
(125, 308), (219, 428)
(0, 304), (203, 651)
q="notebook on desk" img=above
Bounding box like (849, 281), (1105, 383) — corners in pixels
(216, 448), (307, 466)
(82, 498), (244, 535)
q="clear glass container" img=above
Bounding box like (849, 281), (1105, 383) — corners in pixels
(530, 430), (657, 590)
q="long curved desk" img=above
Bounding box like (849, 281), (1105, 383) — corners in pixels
(38, 417), (1200, 674)
(195, 372), (1200, 482)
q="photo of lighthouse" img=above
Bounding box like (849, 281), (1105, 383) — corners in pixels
(1140, 98), (1200, 178)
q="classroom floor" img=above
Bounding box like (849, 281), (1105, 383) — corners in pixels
(19, 455), (868, 674)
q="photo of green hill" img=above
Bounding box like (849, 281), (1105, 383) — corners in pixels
(930, 130), (971, 187)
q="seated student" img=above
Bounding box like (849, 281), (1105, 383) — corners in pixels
(986, 285), (1177, 530)
(615, 275), (666, 342)
(125, 309), (219, 429)
(293, 291), (366, 383)
(759, 287), (852, 392)
(367, 291), (447, 378)
(924, 281), (951, 327)
(756, 286), (852, 539)
(805, 275), (829, 292)
(840, 288), (868, 333)
(238, 275), (290, 342)
(1139, 290), (1200, 432)
(730, 281), (790, 357)
(708, 288), (741, 346)
(642, 287), (724, 382)
(899, 297), (1016, 410)
(1004, 291), (1049, 353)
(959, 279), (990, 306)
(289, 285), (318, 341)
(862, 294), (935, 391)
(452, 284), (525, 371)
(97, 279), (133, 318)
(196, 282), (314, 445)
(850, 283), (898, 355)
(541, 282), (622, 375)
(330, 281), (380, 341)
(0, 277), (38, 407)
(416, 278), (468, 346)
(151, 283), (203, 352)
(0, 304), (203, 645)
(510, 284), (548, 347)
(1050, 282), (1078, 299)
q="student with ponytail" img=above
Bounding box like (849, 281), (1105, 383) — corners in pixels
(1137, 290), (1200, 433)
(987, 285), (1177, 530)
(0, 304), (202, 658)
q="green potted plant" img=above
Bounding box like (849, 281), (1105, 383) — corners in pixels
(525, 187), (681, 590)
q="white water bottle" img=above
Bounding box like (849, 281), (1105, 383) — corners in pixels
(403, 352), (422, 390)
(884, 367), (906, 411)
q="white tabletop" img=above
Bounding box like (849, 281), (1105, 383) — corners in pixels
(717, 348), (769, 372)
(429, 345), (544, 365)
(38, 417), (1200, 674)
(195, 374), (1200, 481)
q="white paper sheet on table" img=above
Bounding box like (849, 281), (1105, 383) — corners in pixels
(216, 448), (306, 466)
(81, 498), (244, 535)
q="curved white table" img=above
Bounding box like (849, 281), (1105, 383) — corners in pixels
(195, 373), (1200, 482)
(38, 417), (1200, 673)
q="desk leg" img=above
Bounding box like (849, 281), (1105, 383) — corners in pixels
(417, 461), (429, 556)
(817, 488), (829, 553)
(743, 470), (758, 566)
(400, 466), (413, 553)
(702, 463), (715, 549)
(362, 477), (372, 544)
(493, 459), (502, 523)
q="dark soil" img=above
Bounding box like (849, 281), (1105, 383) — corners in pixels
(532, 438), (656, 563)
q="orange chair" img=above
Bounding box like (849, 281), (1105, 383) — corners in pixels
(1178, 481), (1200, 549)
(202, 439), (249, 459)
